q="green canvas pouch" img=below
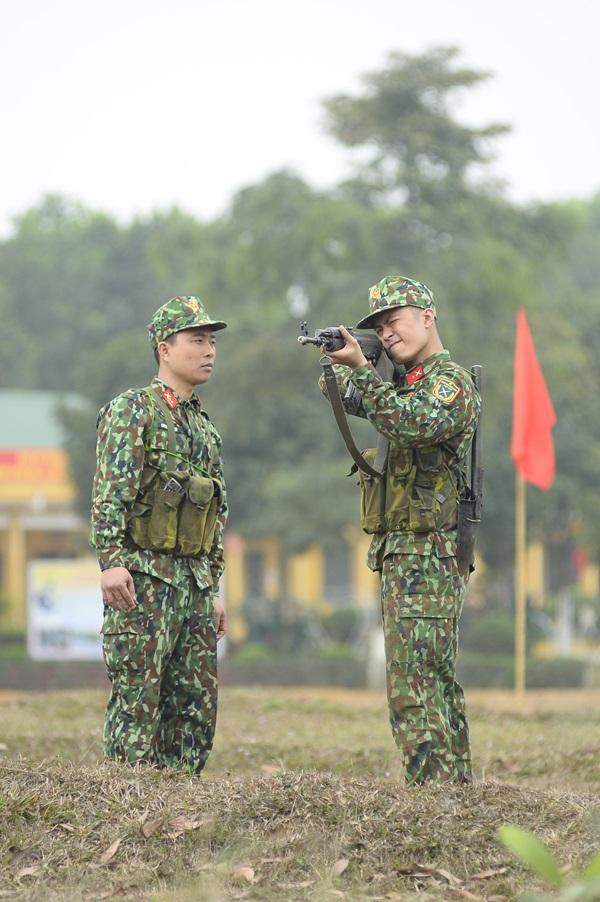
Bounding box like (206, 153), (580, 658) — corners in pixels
(177, 475), (216, 556)
(358, 448), (386, 534)
(142, 470), (187, 551)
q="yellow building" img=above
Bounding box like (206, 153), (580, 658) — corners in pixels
(222, 530), (381, 641)
(0, 390), (86, 629)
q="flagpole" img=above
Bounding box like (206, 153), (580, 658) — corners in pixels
(515, 471), (527, 697)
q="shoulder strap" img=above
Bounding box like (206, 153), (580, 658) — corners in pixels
(140, 385), (215, 478)
(140, 385), (178, 456)
(321, 352), (414, 477)
(321, 359), (384, 478)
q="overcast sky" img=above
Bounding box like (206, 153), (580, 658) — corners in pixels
(1, 0), (598, 235)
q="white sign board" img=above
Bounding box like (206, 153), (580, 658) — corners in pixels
(28, 558), (103, 660)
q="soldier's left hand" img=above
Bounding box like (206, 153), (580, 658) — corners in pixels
(213, 594), (227, 641)
(323, 325), (368, 370)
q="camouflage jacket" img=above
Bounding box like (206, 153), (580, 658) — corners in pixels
(321, 350), (480, 569)
(90, 376), (228, 590)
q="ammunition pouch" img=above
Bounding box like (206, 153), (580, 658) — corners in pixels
(129, 469), (221, 557)
(358, 449), (386, 534)
(129, 468), (185, 552)
(178, 474), (220, 557)
(358, 445), (459, 536)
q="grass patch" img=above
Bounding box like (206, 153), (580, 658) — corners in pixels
(0, 687), (598, 899)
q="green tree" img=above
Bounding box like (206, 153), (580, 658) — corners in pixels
(324, 46), (508, 213)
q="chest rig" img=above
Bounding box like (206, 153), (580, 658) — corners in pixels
(320, 343), (482, 573)
(357, 443), (461, 536)
(127, 386), (221, 557)
(320, 353), (461, 536)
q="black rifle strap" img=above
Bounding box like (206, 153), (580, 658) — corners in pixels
(321, 359), (384, 478)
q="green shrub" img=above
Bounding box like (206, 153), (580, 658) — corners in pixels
(320, 641), (354, 658)
(460, 610), (544, 655)
(241, 596), (321, 653)
(320, 608), (363, 644)
(460, 612), (516, 654)
(527, 657), (586, 689)
(457, 652), (514, 687)
(220, 651), (365, 688)
(457, 652), (587, 689)
(0, 631), (27, 662)
(232, 642), (273, 663)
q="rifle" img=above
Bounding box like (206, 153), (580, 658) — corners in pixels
(298, 321), (401, 476)
(297, 322), (383, 362)
(456, 365), (483, 578)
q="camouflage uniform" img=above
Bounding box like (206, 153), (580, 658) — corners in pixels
(324, 276), (480, 785)
(90, 296), (228, 772)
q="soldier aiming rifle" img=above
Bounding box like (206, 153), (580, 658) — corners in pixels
(299, 275), (482, 785)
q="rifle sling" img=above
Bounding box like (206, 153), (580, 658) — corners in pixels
(321, 359), (386, 478)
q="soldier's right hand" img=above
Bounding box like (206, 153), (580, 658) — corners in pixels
(101, 567), (136, 612)
(322, 325), (368, 370)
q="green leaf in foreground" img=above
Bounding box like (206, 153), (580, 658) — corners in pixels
(498, 825), (563, 887)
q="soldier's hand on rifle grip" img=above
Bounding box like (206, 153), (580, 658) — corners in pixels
(101, 566), (136, 612)
(322, 325), (368, 370)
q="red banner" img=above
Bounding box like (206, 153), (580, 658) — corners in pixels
(511, 309), (556, 490)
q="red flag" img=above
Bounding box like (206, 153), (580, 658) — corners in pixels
(511, 308), (556, 490)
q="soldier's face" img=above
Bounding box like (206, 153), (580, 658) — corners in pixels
(160, 327), (217, 386)
(374, 306), (433, 364)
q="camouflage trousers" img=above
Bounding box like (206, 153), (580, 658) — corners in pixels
(102, 571), (217, 773)
(381, 552), (472, 785)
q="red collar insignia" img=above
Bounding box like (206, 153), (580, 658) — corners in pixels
(162, 388), (179, 410)
(405, 364), (425, 386)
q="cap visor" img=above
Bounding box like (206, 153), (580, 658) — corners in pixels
(355, 304), (397, 329)
(177, 320), (228, 333)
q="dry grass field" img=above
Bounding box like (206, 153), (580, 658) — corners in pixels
(1, 686), (599, 900)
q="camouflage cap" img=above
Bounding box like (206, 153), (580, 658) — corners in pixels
(355, 276), (436, 329)
(147, 295), (227, 348)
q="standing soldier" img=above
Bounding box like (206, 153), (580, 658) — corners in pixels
(90, 296), (228, 772)
(321, 276), (480, 785)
